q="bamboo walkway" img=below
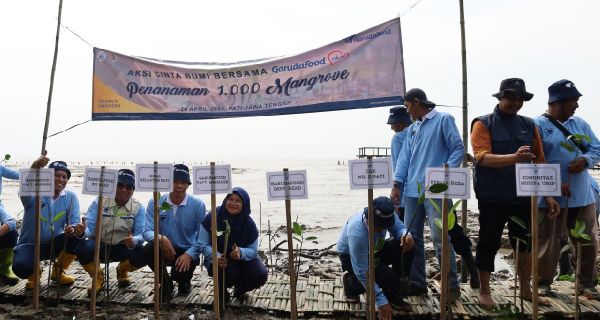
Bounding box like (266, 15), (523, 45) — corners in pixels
(1, 264), (600, 318)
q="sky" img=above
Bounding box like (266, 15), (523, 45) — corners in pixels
(1, 0), (599, 163)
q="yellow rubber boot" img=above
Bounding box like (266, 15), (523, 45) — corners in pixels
(25, 267), (43, 290)
(116, 260), (139, 287)
(82, 262), (104, 295)
(0, 248), (20, 286)
(50, 251), (77, 285)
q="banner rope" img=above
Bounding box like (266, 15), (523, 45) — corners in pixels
(48, 120), (90, 138)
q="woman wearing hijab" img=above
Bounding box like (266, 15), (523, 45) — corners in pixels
(198, 187), (268, 303)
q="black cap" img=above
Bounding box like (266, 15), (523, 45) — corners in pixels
(492, 78), (534, 101)
(403, 88), (436, 107)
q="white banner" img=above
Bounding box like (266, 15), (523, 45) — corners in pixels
(92, 18), (404, 121)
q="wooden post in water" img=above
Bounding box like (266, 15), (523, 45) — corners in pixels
(90, 167), (106, 318)
(153, 162), (160, 319)
(440, 163), (450, 320)
(210, 162), (221, 319)
(531, 195), (539, 319)
(283, 168), (298, 319)
(365, 156), (376, 320)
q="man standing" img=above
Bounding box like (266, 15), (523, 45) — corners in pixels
(390, 88), (464, 299)
(74, 169), (146, 294)
(536, 79), (600, 299)
(337, 196), (415, 320)
(387, 106), (412, 220)
(0, 162), (20, 285)
(471, 78), (557, 308)
(143, 164), (206, 297)
(12, 156), (83, 289)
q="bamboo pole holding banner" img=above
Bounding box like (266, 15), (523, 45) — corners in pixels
(458, 0), (470, 283)
(33, 172), (42, 309)
(153, 162), (160, 318)
(34, 0), (64, 309)
(41, 0), (63, 153)
(90, 167), (106, 318)
(210, 162), (222, 319)
(365, 157), (376, 320)
(531, 195), (539, 319)
(440, 164), (450, 320)
(283, 168), (298, 319)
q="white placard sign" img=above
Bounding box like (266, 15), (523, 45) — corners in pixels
(425, 167), (471, 199)
(516, 163), (561, 196)
(18, 168), (54, 197)
(266, 170), (308, 201)
(82, 168), (118, 197)
(192, 165), (232, 195)
(348, 158), (393, 190)
(135, 163), (173, 192)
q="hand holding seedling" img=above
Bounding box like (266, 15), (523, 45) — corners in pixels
(121, 229), (135, 249)
(74, 220), (86, 237)
(400, 234), (414, 252)
(159, 235), (176, 261)
(567, 157), (587, 173)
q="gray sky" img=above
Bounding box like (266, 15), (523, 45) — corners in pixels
(1, 0), (599, 163)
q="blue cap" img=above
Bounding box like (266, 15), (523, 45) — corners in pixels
(173, 164), (191, 184)
(387, 106), (412, 125)
(363, 196), (396, 229)
(118, 169), (135, 188)
(49, 161), (71, 179)
(548, 79), (582, 104)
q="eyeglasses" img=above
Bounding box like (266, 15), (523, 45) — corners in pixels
(226, 198), (242, 205)
(117, 183), (134, 191)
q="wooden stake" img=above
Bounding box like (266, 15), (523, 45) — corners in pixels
(441, 163), (450, 320)
(575, 241), (581, 320)
(365, 156), (376, 320)
(153, 162), (160, 319)
(33, 192), (41, 309)
(531, 195), (539, 319)
(283, 168), (298, 319)
(90, 166), (106, 318)
(458, 0), (470, 283)
(210, 162), (221, 319)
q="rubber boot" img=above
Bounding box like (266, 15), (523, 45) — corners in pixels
(82, 262), (104, 295)
(462, 250), (480, 289)
(50, 251), (77, 285)
(116, 259), (139, 287)
(0, 248), (19, 285)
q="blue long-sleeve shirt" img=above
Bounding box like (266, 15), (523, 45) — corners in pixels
(337, 210), (408, 307)
(394, 109), (465, 197)
(18, 190), (80, 245)
(84, 197), (145, 247)
(197, 225), (258, 267)
(535, 115), (600, 207)
(1, 165), (19, 196)
(391, 130), (408, 208)
(143, 193), (206, 263)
